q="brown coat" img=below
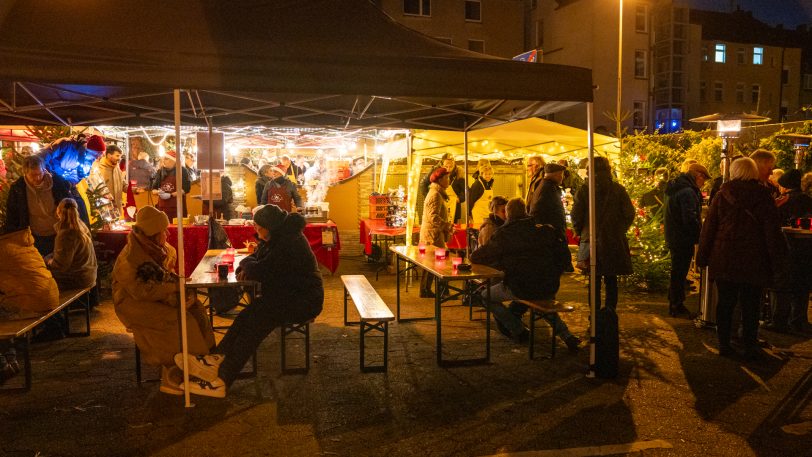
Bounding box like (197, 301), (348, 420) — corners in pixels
(696, 180), (787, 288)
(420, 183), (454, 248)
(48, 226), (97, 290)
(112, 234), (214, 367)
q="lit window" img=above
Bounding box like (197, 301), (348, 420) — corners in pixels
(468, 40), (484, 53)
(751, 84), (760, 104)
(465, 0), (481, 22)
(753, 47), (763, 65)
(404, 0), (430, 16)
(714, 81), (723, 102)
(714, 43), (726, 63)
(635, 5), (648, 32)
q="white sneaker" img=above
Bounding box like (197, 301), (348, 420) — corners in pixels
(181, 377), (227, 398)
(174, 353), (224, 383)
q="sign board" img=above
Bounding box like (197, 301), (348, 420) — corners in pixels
(513, 49), (539, 62)
(197, 131), (225, 170)
(200, 170), (223, 200)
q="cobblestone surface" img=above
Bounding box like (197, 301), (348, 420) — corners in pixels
(2, 255), (811, 457)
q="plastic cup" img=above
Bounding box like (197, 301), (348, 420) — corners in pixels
(217, 263), (229, 280)
(418, 243), (426, 254)
(435, 248), (446, 260)
(452, 256), (463, 268)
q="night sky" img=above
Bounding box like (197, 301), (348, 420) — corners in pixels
(684, 0), (812, 28)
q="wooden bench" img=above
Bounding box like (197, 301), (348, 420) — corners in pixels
(505, 299), (575, 360)
(342, 274), (395, 372)
(0, 287), (93, 391)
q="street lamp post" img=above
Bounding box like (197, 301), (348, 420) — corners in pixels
(616, 0), (623, 154)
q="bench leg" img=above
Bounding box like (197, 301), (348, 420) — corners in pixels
(135, 345), (142, 383)
(360, 320), (388, 373)
(281, 322), (310, 375)
(528, 311), (557, 360)
(65, 291), (91, 338)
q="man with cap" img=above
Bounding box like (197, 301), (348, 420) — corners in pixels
(261, 164), (303, 212)
(89, 144), (126, 219)
(530, 161), (567, 236)
(176, 204), (324, 397)
(112, 206), (215, 396)
(149, 150), (191, 219)
(664, 162), (711, 317)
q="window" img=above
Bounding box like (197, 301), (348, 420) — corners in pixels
(714, 43), (726, 63)
(404, 0), (430, 16)
(782, 68), (789, 85)
(468, 40), (484, 53)
(634, 50), (647, 78)
(465, 0), (481, 21)
(714, 81), (723, 102)
(700, 81), (706, 102)
(736, 48), (745, 64)
(751, 84), (760, 104)
(804, 74), (812, 90)
(702, 46), (709, 62)
(633, 101), (647, 129)
(753, 47), (764, 65)
(736, 83), (745, 103)
(635, 5), (648, 32)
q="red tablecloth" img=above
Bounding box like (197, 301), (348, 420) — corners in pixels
(359, 219), (418, 255)
(96, 222), (340, 275)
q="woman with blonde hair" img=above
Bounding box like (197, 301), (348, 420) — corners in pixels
(697, 157), (787, 359)
(469, 163), (495, 226)
(46, 198), (97, 290)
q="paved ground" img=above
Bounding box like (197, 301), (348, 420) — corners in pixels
(2, 255), (811, 457)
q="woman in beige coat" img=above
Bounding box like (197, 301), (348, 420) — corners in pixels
(46, 198), (97, 290)
(419, 168), (454, 297)
(112, 206), (214, 395)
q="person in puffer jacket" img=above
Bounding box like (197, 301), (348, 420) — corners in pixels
(177, 204), (324, 398)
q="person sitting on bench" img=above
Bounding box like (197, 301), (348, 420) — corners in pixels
(470, 197), (581, 351)
(112, 206), (215, 396)
(177, 204), (324, 398)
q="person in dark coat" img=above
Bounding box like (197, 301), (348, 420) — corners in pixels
(697, 158), (787, 358)
(571, 157), (635, 310)
(255, 164), (272, 206)
(177, 204), (324, 397)
(201, 175), (235, 220)
(471, 198), (580, 350)
(664, 163), (710, 317)
(524, 156), (545, 211)
(3, 155), (89, 255)
(149, 151), (192, 219)
(477, 195), (508, 247)
(768, 169), (812, 333)
(529, 162), (567, 236)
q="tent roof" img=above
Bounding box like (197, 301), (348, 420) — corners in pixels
(0, 0), (593, 131)
(412, 118), (618, 161)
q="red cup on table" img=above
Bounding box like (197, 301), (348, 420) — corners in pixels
(217, 263), (229, 280)
(451, 256), (463, 269)
(418, 243), (426, 254)
(435, 247), (446, 260)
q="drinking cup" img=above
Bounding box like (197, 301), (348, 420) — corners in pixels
(217, 263), (229, 280)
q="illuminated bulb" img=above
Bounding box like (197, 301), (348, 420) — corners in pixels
(228, 146), (238, 156)
(30, 142), (40, 152)
(193, 145), (198, 154)
(375, 145), (384, 153)
(158, 145), (166, 156)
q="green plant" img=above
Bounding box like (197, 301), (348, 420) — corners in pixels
(85, 181), (110, 233)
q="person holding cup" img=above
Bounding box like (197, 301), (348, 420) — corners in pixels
(111, 206), (215, 395)
(149, 150), (191, 220)
(419, 168), (455, 298)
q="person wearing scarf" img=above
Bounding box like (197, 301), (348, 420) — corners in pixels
(112, 206), (214, 395)
(418, 167), (454, 297)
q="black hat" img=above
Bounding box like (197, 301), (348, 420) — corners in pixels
(544, 163), (566, 174)
(253, 204), (288, 231)
(778, 169), (802, 190)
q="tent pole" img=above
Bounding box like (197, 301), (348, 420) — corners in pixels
(586, 102), (597, 379)
(463, 126), (470, 259)
(174, 89), (192, 407)
(208, 124), (214, 217)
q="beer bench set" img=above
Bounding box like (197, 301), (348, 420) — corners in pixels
(0, 287), (93, 391)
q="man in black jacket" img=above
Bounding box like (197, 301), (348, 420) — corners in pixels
(530, 162), (567, 236)
(471, 198), (580, 350)
(664, 163), (710, 317)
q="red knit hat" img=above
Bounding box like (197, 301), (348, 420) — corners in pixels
(86, 134), (106, 153)
(430, 167), (450, 183)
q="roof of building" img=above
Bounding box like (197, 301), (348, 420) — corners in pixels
(690, 8), (802, 48)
